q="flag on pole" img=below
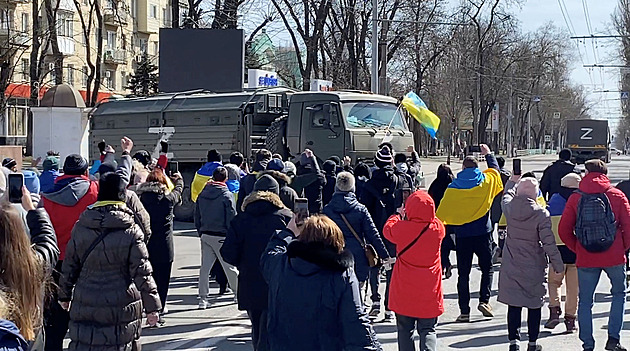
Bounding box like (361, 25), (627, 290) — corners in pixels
(401, 92), (441, 138)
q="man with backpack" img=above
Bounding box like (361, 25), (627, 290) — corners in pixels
(559, 159), (630, 351)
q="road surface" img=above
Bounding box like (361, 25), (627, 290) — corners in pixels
(135, 153), (630, 351)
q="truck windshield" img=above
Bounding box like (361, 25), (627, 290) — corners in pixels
(342, 101), (408, 131)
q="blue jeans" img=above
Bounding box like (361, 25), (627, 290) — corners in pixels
(577, 264), (626, 349)
(396, 314), (438, 351)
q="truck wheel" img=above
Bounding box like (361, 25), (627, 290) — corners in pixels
(265, 115), (290, 159)
(174, 168), (196, 222)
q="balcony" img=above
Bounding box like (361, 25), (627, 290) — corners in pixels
(104, 49), (127, 64)
(0, 29), (30, 47)
(104, 7), (129, 26)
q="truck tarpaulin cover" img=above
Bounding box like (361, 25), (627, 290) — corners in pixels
(565, 119), (609, 148)
(159, 29), (244, 93)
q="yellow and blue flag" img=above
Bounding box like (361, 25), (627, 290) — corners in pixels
(401, 92), (441, 138)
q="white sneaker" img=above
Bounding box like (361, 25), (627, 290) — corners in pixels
(198, 299), (209, 310)
(162, 306), (168, 314)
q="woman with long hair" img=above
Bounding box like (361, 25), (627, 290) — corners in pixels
(428, 164), (456, 278)
(0, 186), (59, 343)
(261, 215), (381, 351)
(134, 167), (183, 321)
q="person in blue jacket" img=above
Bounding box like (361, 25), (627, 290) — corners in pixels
(0, 318), (28, 351)
(261, 215), (382, 351)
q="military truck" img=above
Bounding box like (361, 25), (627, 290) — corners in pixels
(89, 88), (415, 220)
(565, 119), (610, 164)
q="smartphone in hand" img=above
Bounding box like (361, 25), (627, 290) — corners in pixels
(294, 198), (309, 226)
(8, 173), (24, 203)
(513, 159), (522, 176)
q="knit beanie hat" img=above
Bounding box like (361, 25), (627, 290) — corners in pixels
(375, 146), (393, 168)
(354, 162), (371, 179)
(224, 164), (241, 181)
(516, 177), (539, 199)
(267, 158), (285, 172)
(328, 156), (341, 166)
(335, 171), (355, 193)
(323, 160), (336, 175)
(98, 172), (126, 201)
(254, 174), (279, 195)
(2, 158), (16, 170)
(23, 170), (40, 194)
(98, 160), (118, 176)
(63, 154), (88, 175)
(283, 161), (296, 175)
(132, 150), (151, 167)
(43, 156), (60, 172)
(561, 173), (581, 189)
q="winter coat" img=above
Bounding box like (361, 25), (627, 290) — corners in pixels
(59, 203), (161, 351)
(547, 188), (578, 264)
(559, 172), (630, 268)
(39, 170), (59, 194)
(261, 230), (382, 351)
(427, 168), (453, 209)
(135, 178), (184, 262)
(26, 209), (60, 269)
(194, 181), (236, 236)
(125, 190), (152, 243)
(191, 161), (223, 202)
(261, 170), (298, 211)
(616, 180), (630, 201)
(499, 181), (564, 309)
(0, 319), (28, 351)
(220, 191), (293, 311)
(383, 190), (445, 319)
(540, 159), (579, 200)
(322, 174), (336, 207)
(236, 160), (267, 213)
(293, 158), (327, 214)
(361, 166), (398, 231)
(490, 167), (511, 224)
(323, 192), (389, 282)
(42, 175), (98, 260)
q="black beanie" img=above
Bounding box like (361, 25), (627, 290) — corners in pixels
(98, 172), (126, 201)
(207, 150), (222, 162)
(133, 150), (151, 167)
(63, 154), (88, 175)
(98, 161), (118, 176)
(254, 174), (279, 195)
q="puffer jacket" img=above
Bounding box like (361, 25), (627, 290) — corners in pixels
(559, 172), (630, 268)
(221, 191), (293, 311)
(194, 181), (236, 236)
(384, 190), (445, 319)
(323, 192), (389, 282)
(58, 203), (161, 351)
(261, 230), (381, 351)
(499, 181), (564, 309)
(135, 178), (184, 262)
(125, 190), (152, 243)
(261, 170), (298, 211)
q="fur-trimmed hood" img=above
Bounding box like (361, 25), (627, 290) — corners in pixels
(287, 241), (354, 273)
(261, 170), (292, 186)
(134, 181), (168, 195)
(242, 190), (286, 213)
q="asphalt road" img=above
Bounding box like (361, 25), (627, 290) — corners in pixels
(138, 153), (630, 351)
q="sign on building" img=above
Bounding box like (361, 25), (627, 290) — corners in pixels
(310, 79), (333, 91)
(248, 69), (279, 89)
(544, 135), (552, 142)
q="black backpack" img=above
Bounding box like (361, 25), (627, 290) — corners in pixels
(575, 190), (617, 253)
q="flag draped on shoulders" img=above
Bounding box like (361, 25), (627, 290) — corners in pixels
(436, 167), (504, 226)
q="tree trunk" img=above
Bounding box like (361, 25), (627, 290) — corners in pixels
(171, 0), (179, 28)
(44, 0), (63, 84)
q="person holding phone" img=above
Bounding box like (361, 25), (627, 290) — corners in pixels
(221, 175), (293, 351)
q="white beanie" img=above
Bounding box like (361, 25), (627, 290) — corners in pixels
(335, 172), (356, 193)
(517, 178), (539, 199)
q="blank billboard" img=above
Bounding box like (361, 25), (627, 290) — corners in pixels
(159, 29), (244, 93)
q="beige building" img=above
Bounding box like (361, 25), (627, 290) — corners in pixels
(0, 0), (177, 144)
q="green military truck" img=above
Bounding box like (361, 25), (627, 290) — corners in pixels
(89, 88), (415, 220)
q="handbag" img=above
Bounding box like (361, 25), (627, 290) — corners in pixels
(339, 213), (379, 267)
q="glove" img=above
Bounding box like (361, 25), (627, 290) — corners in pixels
(160, 141), (168, 154)
(98, 140), (106, 154)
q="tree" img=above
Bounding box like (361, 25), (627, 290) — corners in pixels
(127, 54), (159, 97)
(73, 0), (104, 107)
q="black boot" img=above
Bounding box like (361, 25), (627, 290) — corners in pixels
(605, 338), (627, 351)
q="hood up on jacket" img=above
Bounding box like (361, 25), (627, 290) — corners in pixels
(198, 182), (231, 201)
(134, 181), (169, 196)
(261, 170), (292, 187)
(79, 203), (135, 230)
(405, 190), (436, 222)
(579, 172), (611, 194)
(242, 190), (286, 213)
(287, 241), (354, 276)
(42, 175), (92, 206)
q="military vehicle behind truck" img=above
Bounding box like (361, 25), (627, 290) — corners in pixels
(565, 119), (610, 164)
(89, 88), (414, 220)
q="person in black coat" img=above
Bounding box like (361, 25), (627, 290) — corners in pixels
(134, 168), (183, 321)
(261, 215), (382, 351)
(428, 164), (455, 278)
(236, 150), (272, 213)
(354, 162), (372, 202)
(221, 175), (293, 351)
(293, 149), (326, 214)
(540, 149), (579, 200)
(322, 160), (337, 206)
(323, 172), (389, 286)
(260, 170), (298, 211)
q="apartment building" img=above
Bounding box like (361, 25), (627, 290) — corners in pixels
(0, 0), (178, 144)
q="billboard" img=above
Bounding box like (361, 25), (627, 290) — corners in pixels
(310, 79), (333, 91)
(159, 29), (244, 93)
(247, 69), (279, 88)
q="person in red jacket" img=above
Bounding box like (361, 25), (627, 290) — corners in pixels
(41, 137), (134, 351)
(384, 190), (445, 351)
(559, 159), (630, 351)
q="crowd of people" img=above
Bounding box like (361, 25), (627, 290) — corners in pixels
(0, 138), (628, 351)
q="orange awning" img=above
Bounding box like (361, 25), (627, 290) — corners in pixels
(4, 83), (47, 99)
(79, 90), (114, 104)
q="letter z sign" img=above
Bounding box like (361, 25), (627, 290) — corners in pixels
(581, 127), (593, 140)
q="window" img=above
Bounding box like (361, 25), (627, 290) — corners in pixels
(66, 65), (74, 85)
(8, 106), (27, 137)
(82, 66), (88, 87)
(121, 71), (127, 89)
(121, 34), (126, 50)
(106, 70), (115, 89)
(21, 13), (28, 33)
(150, 5), (157, 18)
(58, 12), (73, 37)
(162, 7), (171, 26)
(342, 101), (409, 131)
(21, 59), (29, 81)
(106, 31), (116, 50)
(152, 41), (158, 55)
(139, 38), (147, 53)
(0, 9), (13, 30)
(307, 103), (340, 128)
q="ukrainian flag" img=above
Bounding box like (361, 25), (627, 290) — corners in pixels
(401, 92), (441, 138)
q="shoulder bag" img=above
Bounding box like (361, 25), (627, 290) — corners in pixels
(77, 229), (112, 276)
(397, 223), (431, 258)
(339, 213), (379, 267)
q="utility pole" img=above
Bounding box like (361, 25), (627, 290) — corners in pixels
(527, 108), (531, 150)
(371, 0), (379, 94)
(507, 84), (513, 157)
